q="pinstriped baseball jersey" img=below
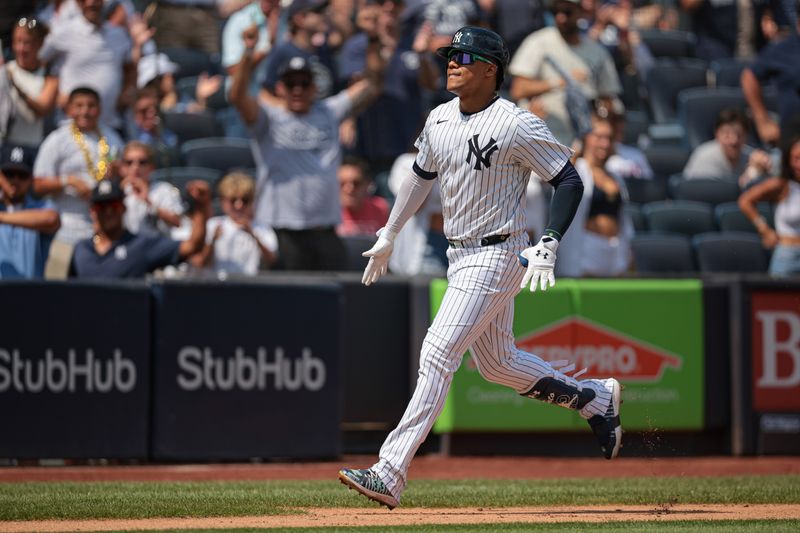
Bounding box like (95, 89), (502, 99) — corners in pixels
(412, 96), (572, 241)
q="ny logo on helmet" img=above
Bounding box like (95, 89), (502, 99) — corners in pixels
(466, 134), (498, 171)
(453, 31), (463, 43)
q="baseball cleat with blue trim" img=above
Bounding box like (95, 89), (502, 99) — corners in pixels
(587, 378), (622, 459)
(338, 468), (399, 509)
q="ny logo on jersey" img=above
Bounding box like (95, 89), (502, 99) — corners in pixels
(466, 134), (499, 171)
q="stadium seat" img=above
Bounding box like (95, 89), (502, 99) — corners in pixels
(643, 200), (716, 236)
(645, 58), (708, 123)
(709, 58), (750, 88)
(692, 231), (769, 273)
(623, 203), (646, 233)
(181, 137), (255, 173)
(619, 69), (646, 112)
(677, 87), (749, 150)
(671, 177), (741, 206)
(341, 235), (377, 271)
(621, 110), (650, 147)
(161, 47), (220, 79)
(624, 177), (669, 204)
(643, 145), (692, 180)
(631, 234), (695, 273)
(162, 112), (223, 144)
(373, 171), (394, 203)
(639, 29), (697, 59)
(150, 166), (222, 190)
(715, 201), (774, 233)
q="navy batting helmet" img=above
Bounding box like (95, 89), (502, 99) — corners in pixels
(436, 26), (510, 88)
(436, 26), (510, 69)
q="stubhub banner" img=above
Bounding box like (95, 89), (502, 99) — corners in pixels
(0, 282), (150, 458)
(150, 281), (342, 460)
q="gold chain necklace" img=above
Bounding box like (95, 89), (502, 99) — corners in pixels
(70, 122), (109, 181)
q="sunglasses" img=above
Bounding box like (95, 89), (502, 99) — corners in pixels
(134, 105), (158, 116)
(447, 50), (494, 66)
(93, 200), (125, 210)
(225, 196), (253, 204)
(16, 17), (39, 30)
(284, 78), (313, 89)
(123, 158), (151, 166)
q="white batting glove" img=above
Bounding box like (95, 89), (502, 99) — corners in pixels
(519, 236), (559, 292)
(361, 227), (396, 286)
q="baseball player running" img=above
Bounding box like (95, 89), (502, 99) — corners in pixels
(339, 26), (622, 510)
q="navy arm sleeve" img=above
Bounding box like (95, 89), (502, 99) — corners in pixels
(543, 161), (584, 240)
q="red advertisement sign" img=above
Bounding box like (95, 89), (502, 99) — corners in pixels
(751, 292), (800, 411)
(513, 317), (682, 382)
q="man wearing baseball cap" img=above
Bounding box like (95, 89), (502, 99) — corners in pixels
(261, 0), (335, 98)
(70, 178), (211, 278)
(230, 19), (386, 270)
(0, 145), (61, 279)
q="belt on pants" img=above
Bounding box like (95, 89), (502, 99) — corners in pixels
(447, 234), (510, 248)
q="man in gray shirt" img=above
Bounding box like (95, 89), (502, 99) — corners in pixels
(229, 34), (385, 270)
(683, 107), (774, 186)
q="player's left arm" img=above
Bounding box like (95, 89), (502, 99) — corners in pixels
(519, 161), (584, 292)
(513, 111), (584, 291)
(541, 162), (584, 242)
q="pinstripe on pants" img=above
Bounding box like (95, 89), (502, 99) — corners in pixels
(371, 234), (610, 500)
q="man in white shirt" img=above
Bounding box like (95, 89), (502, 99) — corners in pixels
(38, 0), (135, 130)
(33, 87), (124, 246)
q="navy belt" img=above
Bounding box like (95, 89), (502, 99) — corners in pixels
(447, 234), (510, 248)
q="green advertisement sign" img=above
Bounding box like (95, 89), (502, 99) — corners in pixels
(432, 279), (704, 432)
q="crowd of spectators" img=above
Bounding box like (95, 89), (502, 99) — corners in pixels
(0, 0), (799, 280)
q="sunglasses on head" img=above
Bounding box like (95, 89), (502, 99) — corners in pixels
(447, 50), (494, 66)
(16, 17), (39, 30)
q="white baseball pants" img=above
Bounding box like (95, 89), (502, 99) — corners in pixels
(372, 234), (609, 500)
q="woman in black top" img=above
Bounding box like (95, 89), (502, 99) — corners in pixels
(574, 114), (633, 276)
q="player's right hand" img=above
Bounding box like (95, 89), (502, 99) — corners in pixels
(519, 236), (558, 292)
(362, 227), (396, 286)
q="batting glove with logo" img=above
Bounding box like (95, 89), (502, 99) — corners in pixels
(519, 236), (559, 292)
(361, 227), (397, 286)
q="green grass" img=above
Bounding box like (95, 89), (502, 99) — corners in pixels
(1, 476), (798, 521)
(128, 523), (800, 533)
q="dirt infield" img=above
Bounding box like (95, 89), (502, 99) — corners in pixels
(3, 457), (798, 530)
(2, 456), (799, 483)
(2, 504), (799, 531)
